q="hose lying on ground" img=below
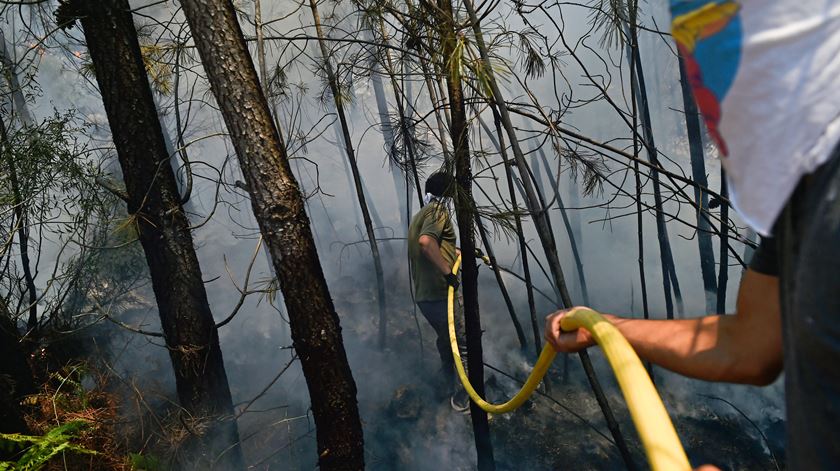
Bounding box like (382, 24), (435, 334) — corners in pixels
(447, 254), (691, 471)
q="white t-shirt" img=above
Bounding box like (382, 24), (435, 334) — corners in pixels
(670, 1), (840, 235)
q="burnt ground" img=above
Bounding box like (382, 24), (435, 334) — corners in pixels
(331, 265), (785, 471)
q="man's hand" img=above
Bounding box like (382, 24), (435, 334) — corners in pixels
(445, 272), (460, 291)
(544, 307), (604, 353)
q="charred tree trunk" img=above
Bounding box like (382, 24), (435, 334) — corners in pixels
(308, 0), (388, 350)
(176, 0), (364, 468)
(0, 304), (33, 436)
(0, 29), (34, 128)
(626, 4), (651, 375)
(678, 54), (717, 312)
(628, 19), (683, 319)
(64, 1), (243, 468)
(717, 174), (730, 313)
(438, 0), (495, 468)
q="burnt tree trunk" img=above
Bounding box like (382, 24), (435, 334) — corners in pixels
(176, 0), (364, 468)
(0, 304), (33, 436)
(438, 0), (495, 467)
(626, 2), (651, 375)
(628, 19), (684, 319)
(65, 1), (243, 468)
(0, 35), (38, 331)
(678, 54), (717, 312)
(476, 114), (541, 358)
(717, 174), (730, 313)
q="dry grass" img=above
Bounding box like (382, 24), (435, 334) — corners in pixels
(16, 363), (131, 471)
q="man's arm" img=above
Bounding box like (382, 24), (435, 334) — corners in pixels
(418, 234), (453, 275)
(545, 269), (783, 385)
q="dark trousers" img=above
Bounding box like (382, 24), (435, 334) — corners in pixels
(776, 145), (840, 469)
(417, 297), (468, 392)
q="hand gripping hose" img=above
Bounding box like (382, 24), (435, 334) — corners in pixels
(448, 255), (691, 470)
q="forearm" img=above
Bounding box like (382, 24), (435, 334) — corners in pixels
(609, 315), (742, 382)
(548, 271), (782, 386)
(610, 315), (768, 384)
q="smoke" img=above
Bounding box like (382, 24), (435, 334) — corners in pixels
(1, 0), (785, 469)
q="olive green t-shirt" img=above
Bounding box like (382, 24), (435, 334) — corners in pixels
(408, 200), (458, 302)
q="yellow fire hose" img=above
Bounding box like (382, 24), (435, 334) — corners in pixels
(448, 255), (691, 470)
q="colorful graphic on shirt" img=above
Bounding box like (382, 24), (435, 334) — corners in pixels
(670, 1), (742, 156)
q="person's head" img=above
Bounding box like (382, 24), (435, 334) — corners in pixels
(425, 172), (454, 198)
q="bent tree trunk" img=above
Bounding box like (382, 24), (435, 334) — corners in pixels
(309, 0), (388, 350)
(67, 0), (243, 467)
(177, 0), (364, 469)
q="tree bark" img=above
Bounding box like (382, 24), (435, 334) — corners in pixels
(176, 0), (364, 468)
(66, 1), (244, 468)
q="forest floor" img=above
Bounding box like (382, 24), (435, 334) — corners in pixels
(3, 264), (785, 470)
(331, 266), (785, 471)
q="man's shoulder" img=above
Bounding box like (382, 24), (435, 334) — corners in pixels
(414, 202), (450, 220)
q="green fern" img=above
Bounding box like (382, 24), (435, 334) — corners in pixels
(0, 420), (96, 470)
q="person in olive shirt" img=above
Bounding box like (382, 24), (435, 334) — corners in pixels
(408, 172), (469, 410)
